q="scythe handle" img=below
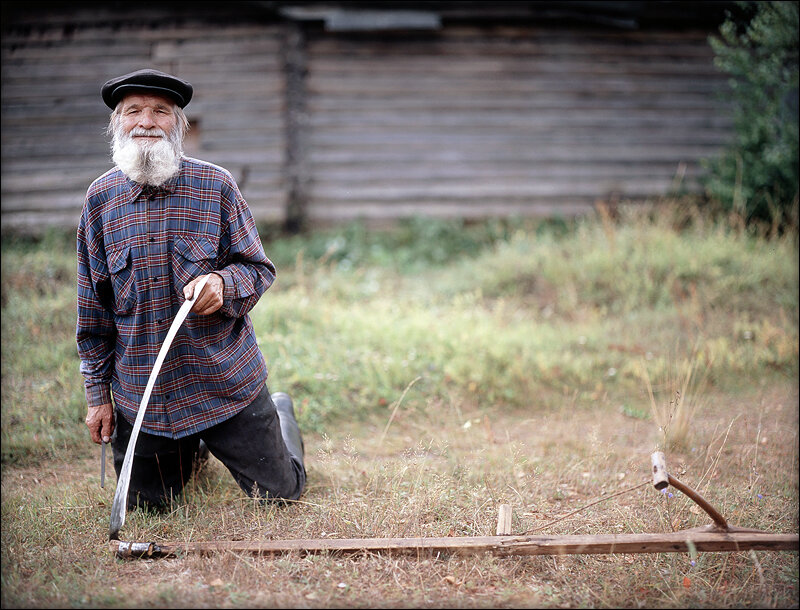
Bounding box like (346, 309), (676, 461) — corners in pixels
(667, 473), (729, 531)
(651, 451), (729, 531)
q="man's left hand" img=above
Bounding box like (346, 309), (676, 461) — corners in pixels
(184, 273), (224, 315)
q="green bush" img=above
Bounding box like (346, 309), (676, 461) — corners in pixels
(703, 1), (799, 229)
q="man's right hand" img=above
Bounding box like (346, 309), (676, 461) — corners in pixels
(86, 404), (115, 444)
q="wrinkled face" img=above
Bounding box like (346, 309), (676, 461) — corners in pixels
(110, 92), (186, 186)
(117, 93), (179, 145)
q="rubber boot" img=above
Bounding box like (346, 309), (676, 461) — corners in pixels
(195, 439), (210, 473)
(271, 391), (305, 474)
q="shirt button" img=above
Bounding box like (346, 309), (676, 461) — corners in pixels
(149, 237), (155, 243)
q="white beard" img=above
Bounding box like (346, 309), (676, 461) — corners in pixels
(112, 125), (183, 186)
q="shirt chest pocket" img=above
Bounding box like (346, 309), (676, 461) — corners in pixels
(171, 235), (218, 295)
(107, 245), (137, 315)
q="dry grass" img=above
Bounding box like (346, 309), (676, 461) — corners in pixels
(636, 342), (716, 452)
(2, 210), (797, 607)
(2, 383), (797, 608)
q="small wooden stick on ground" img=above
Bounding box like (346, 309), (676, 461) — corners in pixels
(496, 504), (512, 536)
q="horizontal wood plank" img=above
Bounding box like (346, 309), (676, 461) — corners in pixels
(111, 529), (800, 559)
(2, 16), (734, 231)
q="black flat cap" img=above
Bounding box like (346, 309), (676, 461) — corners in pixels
(101, 68), (193, 109)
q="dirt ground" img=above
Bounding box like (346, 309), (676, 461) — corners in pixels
(2, 382), (798, 609)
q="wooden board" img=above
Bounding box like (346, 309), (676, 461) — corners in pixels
(111, 528), (799, 560)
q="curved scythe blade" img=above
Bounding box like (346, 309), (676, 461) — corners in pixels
(109, 275), (210, 540)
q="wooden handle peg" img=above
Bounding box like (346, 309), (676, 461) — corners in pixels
(651, 451), (669, 490)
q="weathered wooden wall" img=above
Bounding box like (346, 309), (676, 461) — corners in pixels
(1, 19), (287, 232)
(302, 26), (732, 222)
(1, 9), (733, 233)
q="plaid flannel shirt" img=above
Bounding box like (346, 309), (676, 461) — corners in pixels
(76, 157), (276, 439)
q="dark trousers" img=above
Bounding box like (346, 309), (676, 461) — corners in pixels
(111, 384), (306, 510)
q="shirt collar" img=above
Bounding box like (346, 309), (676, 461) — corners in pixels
(123, 162), (182, 198)
(141, 180), (178, 198)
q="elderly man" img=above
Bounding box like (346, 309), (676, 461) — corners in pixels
(77, 68), (305, 511)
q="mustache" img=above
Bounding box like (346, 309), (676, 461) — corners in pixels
(128, 127), (168, 139)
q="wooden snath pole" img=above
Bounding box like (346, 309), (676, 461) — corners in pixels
(110, 452), (799, 560)
(111, 528), (798, 560)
